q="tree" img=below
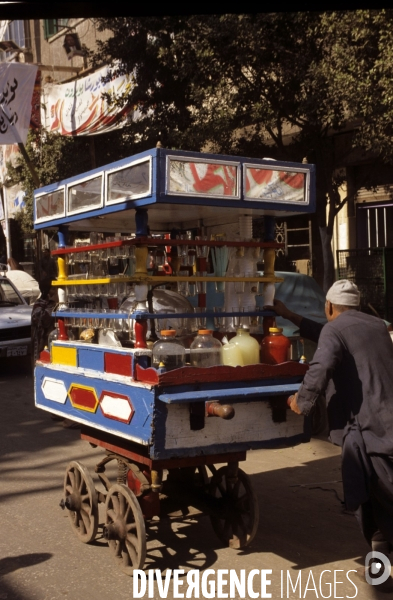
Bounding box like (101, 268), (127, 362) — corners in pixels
(5, 126), (132, 235)
(92, 10), (393, 289)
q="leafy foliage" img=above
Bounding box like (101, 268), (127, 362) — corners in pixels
(5, 128), (90, 233)
(10, 12), (393, 284)
(6, 127), (133, 234)
(92, 10), (393, 287)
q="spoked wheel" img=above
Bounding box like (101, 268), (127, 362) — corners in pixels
(62, 460), (98, 544)
(209, 466), (259, 549)
(104, 483), (146, 575)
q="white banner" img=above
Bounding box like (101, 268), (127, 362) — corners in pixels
(41, 65), (138, 136)
(0, 21), (9, 42)
(0, 63), (38, 145)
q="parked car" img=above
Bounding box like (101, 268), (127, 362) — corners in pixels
(0, 275), (32, 360)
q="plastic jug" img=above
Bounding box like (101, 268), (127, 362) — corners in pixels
(222, 339), (244, 367)
(231, 327), (260, 365)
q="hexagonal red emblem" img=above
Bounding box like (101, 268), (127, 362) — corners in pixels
(68, 384), (99, 413)
(99, 391), (134, 424)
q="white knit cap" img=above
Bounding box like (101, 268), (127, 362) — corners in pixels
(326, 280), (360, 306)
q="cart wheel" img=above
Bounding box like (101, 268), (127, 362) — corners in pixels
(209, 466), (259, 549)
(168, 466), (209, 487)
(195, 465), (209, 487)
(63, 460), (98, 544)
(104, 483), (146, 575)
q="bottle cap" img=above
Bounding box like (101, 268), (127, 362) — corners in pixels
(198, 329), (212, 335)
(161, 329), (176, 336)
(237, 326), (250, 332)
(269, 327), (283, 333)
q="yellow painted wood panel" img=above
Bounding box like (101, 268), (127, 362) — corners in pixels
(51, 346), (78, 367)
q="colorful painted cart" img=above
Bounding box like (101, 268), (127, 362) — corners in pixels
(33, 147), (316, 573)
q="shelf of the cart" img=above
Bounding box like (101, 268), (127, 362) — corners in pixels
(51, 275), (284, 286)
(51, 238), (285, 255)
(51, 309), (277, 319)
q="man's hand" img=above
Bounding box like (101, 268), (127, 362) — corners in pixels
(264, 299), (291, 319)
(264, 299), (304, 328)
(287, 393), (302, 414)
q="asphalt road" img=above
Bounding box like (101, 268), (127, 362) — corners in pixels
(0, 358), (389, 600)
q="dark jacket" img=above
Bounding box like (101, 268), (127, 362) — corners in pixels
(297, 310), (393, 453)
(299, 317), (323, 344)
(31, 298), (55, 363)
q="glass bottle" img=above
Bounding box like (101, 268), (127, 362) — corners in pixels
(231, 327), (260, 365)
(190, 330), (222, 368)
(66, 327), (75, 341)
(48, 324), (59, 360)
(152, 330), (186, 371)
(260, 327), (291, 364)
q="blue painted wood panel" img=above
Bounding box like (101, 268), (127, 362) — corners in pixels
(34, 365), (308, 461)
(34, 148), (316, 229)
(35, 365), (153, 445)
(158, 383), (301, 404)
(77, 346), (105, 371)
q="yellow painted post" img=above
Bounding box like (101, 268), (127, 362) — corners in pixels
(264, 247), (276, 277)
(135, 246), (148, 275)
(57, 255), (68, 281)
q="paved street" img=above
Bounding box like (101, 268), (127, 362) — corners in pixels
(0, 358), (389, 600)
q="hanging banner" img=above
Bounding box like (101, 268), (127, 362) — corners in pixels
(0, 62), (38, 145)
(0, 143), (19, 182)
(41, 65), (138, 136)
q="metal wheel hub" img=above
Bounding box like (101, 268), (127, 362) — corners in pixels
(64, 492), (81, 512)
(103, 520), (127, 541)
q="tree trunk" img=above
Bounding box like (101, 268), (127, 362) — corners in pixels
(319, 226), (335, 293)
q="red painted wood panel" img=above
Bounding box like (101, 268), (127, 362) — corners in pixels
(104, 352), (132, 376)
(70, 387), (97, 410)
(135, 361), (308, 386)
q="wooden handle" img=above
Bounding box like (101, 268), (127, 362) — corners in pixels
(206, 402), (235, 420)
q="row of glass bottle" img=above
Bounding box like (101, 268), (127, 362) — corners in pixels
(152, 328), (261, 371)
(57, 307), (267, 336)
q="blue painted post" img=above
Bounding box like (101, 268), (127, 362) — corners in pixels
(135, 208), (149, 237)
(264, 216), (275, 242)
(58, 226), (69, 248)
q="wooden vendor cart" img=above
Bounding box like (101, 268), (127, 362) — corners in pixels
(33, 147), (316, 574)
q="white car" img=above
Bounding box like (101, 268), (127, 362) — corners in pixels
(0, 275), (32, 359)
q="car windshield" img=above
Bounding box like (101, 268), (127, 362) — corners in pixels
(0, 280), (24, 305)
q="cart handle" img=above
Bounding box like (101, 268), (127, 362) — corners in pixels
(206, 401), (235, 420)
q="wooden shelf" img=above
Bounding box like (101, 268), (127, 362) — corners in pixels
(52, 275), (283, 286)
(51, 237), (284, 256)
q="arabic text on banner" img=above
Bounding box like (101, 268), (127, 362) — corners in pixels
(0, 63), (38, 145)
(41, 65), (139, 136)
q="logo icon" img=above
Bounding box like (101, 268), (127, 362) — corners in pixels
(365, 551), (391, 586)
